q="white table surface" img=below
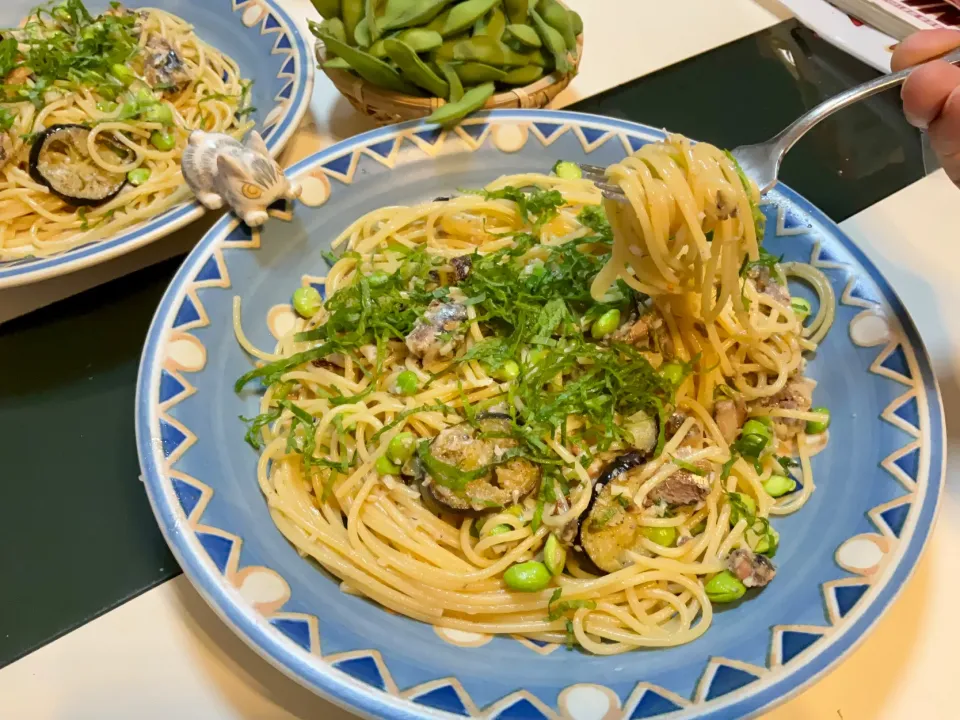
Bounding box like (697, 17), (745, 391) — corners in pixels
(5, 1), (960, 718)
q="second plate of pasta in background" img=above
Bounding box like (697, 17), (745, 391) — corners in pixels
(137, 110), (944, 719)
(0, 0), (313, 289)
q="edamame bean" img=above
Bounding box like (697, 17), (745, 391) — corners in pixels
(111, 63), (134, 84)
(529, 8), (569, 72)
(763, 474), (797, 498)
(384, 38), (449, 96)
(544, 533), (566, 575)
(503, 561), (552, 591)
(320, 32), (420, 94)
(150, 129), (175, 151)
(341, 0), (365, 44)
(97, 100), (118, 113)
(704, 570), (746, 603)
(659, 361), (685, 386)
(503, 23), (542, 49)
(489, 524), (512, 536)
(311, 0), (342, 20)
(425, 81), (495, 127)
(127, 168), (151, 186)
(501, 64), (543, 85)
(143, 102), (173, 125)
(552, 160), (581, 179)
(292, 286), (323, 317)
(806, 407), (831, 434)
(387, 432), (416, 463)
(439, 0), (500, 38)
(492, 359), (520, 382)
(755, 528), (779, 556)
(454, 62), (507, 84)
(590, 308), (620, 339)
(537, 0), (576, 51)
(395, 369), (419, 395)
(791, 296), (811, 321)
(741, 418), (772, 443)
(382, 0), (457, 31)
(376, 454), (401, 475)
(436, 60), (464, 101)
(505, 0), (531, 24)
(642, 525), (677, 547)
(367, 269), (390, 287)
(728, 492), (757, 527)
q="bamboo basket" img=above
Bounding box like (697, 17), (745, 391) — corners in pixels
(315, 14), (583, 126)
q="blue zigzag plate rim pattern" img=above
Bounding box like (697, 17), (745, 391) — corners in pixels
(0, 0), (314, 289)
(136, 109), (946, 720)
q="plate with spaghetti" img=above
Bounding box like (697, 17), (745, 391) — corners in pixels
(136, 110), (944, 720)
(0, 0), (312, 289)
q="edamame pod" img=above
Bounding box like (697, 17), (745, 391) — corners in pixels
(475, 8), (506, 41)
(323, 57), (352, 70)
(501, 64), (543, 85)
(320, 32), (421, 94)
(452, 35), (537, 67)
(309, 17), (347, 44)
(504, 0), (530, 24)
(440, 0), (500, 38)
(384, 38), (449, 97)
(311, 0), (342, 20)
(382, 0), (457, 31)
(569, 9), (583, 36)
(353, 16), (372, 47)
(530, 8), (569, 72)
(342, 0), (365, 44)
(436, 60), (464, 101)
(503, 23), (541, 49)
(371, 28), (442, 58)
(365, 0), (381, 43)
(454, 62), (507, 84)
(538, 0), (576, 52)
(425, 81), (495, 127)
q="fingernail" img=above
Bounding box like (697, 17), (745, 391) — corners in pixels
(904, 109), (930, 130)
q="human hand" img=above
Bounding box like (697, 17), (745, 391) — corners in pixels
(892, 30), (960, 185)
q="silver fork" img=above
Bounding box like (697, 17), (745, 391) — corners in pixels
(581, 48), (960, 198)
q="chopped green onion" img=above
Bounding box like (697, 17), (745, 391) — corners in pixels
(791, 296), (811, 321)
(367, 270), (390, 287)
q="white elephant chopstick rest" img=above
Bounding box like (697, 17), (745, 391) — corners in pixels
(182, 130), (301, 227)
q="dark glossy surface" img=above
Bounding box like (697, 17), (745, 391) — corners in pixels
(0, 19), (924, 668)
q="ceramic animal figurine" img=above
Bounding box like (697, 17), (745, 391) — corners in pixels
(182, 130), (300, 227)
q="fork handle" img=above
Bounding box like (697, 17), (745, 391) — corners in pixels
(772, 48), (960, 157)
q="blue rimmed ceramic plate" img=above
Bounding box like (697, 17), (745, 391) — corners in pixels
(136, 110), (945, 720)
(0, 0), (313, 289)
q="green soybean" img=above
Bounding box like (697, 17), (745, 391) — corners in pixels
(150, 129), (175, 151)
(439, 0), (500, 38)
(659, 361), (685, 386)
(590, 308), (620, 339)
(505, 0), (531, 24)
(704, 570), (746, 603)
(143, 102), (173, 125)
(367, 270), (390, 287)
(489, 524), (512, 536)
(791, 296), (811, 321)
(342, 0), (365, 44)
(387, 431), (416, 463)
(425, 81), (494, 127)
(492, 359), (520, 381)
(320, 33), (420, 94)
(763, 474), (797, 498)
(728, 492), (757, 527)
(382, 0), (456, 31)
(530, 8), (569, 72)
(741, 418), (772, 443)
(503, 23), (542, 49)
(538, 0), (576, 51)
(311, 0), (342, 20)
(552, 159), (581, 179)
(376, 454), (401, 475)
(111, 63), (135, 85)
(544, 534), (566, 576)
(454, 62), (507, 84)
(292, 286), (323, 317)
(569, 9), (583, 35)
(642, 525), (677, 547)
(384, 38), (449, 97)
(501, 64), (543, 85)
(503, 561), (552, 591)
(324, 57), (353, 70)
(755, 528), (779, 556)
(806, 407), (831, 434)
(127, 168), (151, 186)
(436, 60), (464, 101)
(395, 369), (419, 395)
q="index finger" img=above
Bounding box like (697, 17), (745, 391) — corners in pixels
(891, 29), (960, 71)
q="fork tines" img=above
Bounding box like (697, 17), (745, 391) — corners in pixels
(576, 163), (628, 203)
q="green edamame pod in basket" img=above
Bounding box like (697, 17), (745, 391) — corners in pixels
(384, 38), (449, 97)
(320, 32), (421, 94)
(453, 35), (539, 67)
(501, 64), (544, 85)
(530, 8), (569, 72)
(538, 0), (576, 52)
(439, 0), (500, 38)
(371, 28), (442, 58)
(309, 17), (347, 44)
(475, 7), (506, 40)
(425, 81), (495, 127)
(569, 9), (583, 36)
(311, 0), (342, 20)
(365, 0), (381, 43)
(341, 0), (364, 44)
(323, 56), (353, 70)
(503, 23), (541, 49)
(382, 0), (456, 31)
(504, 0), (531, 24)
(353, 16), (372, 47)
(436, 60), (464, 102)
(454, 62), (507, 84)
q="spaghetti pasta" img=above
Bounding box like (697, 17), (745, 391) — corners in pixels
(0, 1), (254, 260)
(235, 138), (835, 653)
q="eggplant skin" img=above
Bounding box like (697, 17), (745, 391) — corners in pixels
(575, 450), (650, 550)
(29, 124), (127, 207)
